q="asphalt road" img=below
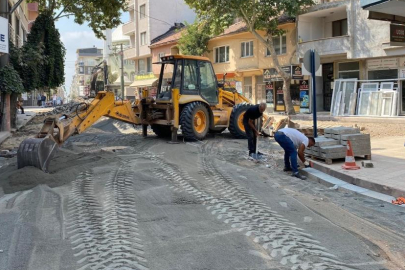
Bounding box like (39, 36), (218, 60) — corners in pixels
(0, 119), (404, 270)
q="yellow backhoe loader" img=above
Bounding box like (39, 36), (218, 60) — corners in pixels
(17, 55), (260, 171)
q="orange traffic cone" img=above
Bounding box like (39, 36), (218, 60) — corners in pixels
(342, 140), (360, 170)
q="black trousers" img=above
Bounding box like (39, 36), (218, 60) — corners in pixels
(244, 121), (257, 154)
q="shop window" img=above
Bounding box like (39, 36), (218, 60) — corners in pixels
(243, 77), (253, 100)
(332, 19), (348, 37)
(266, 35), (287, 56)
(241, 41), (254, 58)
(338, 61), (360, 79)
(140, 4), (146, 19)
(215, 46), (230, 63)
(368, 69), (398, 80)
(140, 32), (147, 46)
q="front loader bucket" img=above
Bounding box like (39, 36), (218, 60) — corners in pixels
(17, 137), (58, 172)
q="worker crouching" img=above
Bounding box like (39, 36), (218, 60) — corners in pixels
(274, 128), (315, 180)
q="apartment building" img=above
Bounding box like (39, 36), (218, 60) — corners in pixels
(123, 0), (195, 95)
(106, 25), (136, 99)
(297, 0), (405, 114)
(71, 47), (103, 98)
(7, 0), (38, 48)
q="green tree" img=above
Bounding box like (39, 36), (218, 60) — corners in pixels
(26, 13), (66, 91)
(185, 0), (314, 115)
(0, 65), (25, 129)
(28, 0), (127, 38)
(178, 22), (211, 56)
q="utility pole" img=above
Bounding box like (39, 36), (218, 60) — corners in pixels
(120, 43), (124, 100)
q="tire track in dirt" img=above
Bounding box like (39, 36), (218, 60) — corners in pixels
(147, 145), (358, 270)
(67, 165), (148, 270)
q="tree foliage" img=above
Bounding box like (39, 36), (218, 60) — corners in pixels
(9, 41), (46, 92)
(0, 65), (24, 94)
(178, 22), (211, 56)
(27, 13), (66, 91)
(27, 0), (127, 39)
(184, 0), (314, 114)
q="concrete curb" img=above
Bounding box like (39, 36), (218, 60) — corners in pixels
(16, 112), (36, 131)
(301, 168), (399, 204)
(308, 161), (405, 198)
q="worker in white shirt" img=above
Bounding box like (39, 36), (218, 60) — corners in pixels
(274, 128), (315, 180)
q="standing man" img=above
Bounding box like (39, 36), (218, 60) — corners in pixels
(52, 94), (57, 107)
(41, 93), (46, 107)
(274, 127), (315, 180)
(243, 103), (267, 157)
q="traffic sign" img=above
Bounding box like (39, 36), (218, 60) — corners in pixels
(303, 50), (320, 73)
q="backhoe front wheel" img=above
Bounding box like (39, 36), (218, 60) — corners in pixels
(229, 103), (253, 139)
(180, 102), (210, 141)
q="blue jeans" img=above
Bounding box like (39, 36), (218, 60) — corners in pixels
(274, 132), (298, 173)
(243, 121), (256, 154)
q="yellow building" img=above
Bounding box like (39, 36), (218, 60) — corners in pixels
(206, 18), (304, 112)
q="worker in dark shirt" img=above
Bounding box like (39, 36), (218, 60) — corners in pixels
(243, 103), (267, 157)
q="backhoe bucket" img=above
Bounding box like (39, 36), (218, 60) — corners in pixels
(17, 137), (58, 172)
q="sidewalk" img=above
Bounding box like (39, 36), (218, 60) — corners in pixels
(304, 136), (405, 198)
(0, 111), (37, 147)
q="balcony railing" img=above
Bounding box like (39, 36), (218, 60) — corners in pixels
(122, 21), (135, 35)
(298, 35), (351, 57)
(124, 47), (137, 60)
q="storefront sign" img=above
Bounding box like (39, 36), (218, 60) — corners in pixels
(367, 58), (398, 70)
(0, 17), (8, 54)
(292, 66), (303, 79)
(399, 57), (405, 67)
(390, 24), (405, 46)
(299, 80), (310, 110)
(400, 68), (405, 78)
(263, 69), (276, 82)
(265, 83), (274, 105)
(135, 73), (155, 80)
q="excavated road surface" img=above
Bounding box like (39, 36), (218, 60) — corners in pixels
(0, 118), (404, 270)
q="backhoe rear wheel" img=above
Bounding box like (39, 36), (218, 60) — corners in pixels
(180, 102), (210, 141)
(229, 103), (252, 139)
(151, 125), (172, 138)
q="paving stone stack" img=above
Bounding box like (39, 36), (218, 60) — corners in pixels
(305, 127), (371, 163)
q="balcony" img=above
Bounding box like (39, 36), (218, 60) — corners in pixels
(123, 21), (135, 35)
(298, 35), (351, 58)
(124, 47), (137, 60)
(126, 0), (135, 9)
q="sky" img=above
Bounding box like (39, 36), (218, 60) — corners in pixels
(55, 12), (130, 95)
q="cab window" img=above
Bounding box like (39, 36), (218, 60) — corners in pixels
(182, 60), (199, 94)
(199, 61), (218, 103)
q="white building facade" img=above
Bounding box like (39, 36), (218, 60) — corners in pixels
(297, 0), (405, 115)
(122, 0), (195, 94)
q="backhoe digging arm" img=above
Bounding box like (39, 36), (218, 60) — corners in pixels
(17, 91), (141, 172)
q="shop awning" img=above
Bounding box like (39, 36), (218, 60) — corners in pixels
(130, 79), (158, 88)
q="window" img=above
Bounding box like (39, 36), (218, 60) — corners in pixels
(140, 32), (147, 46)
(183, 60), (199, 92)
(140, 4), (146, 19)
(138, 59), (146, 73)
(332, 19), (348, 37)
(241, 41), (254, 58)
(215, 46), (230, 63)
(158, 52), (165, 60)
(79, 66), (84, 74)
(266, 35), (287, 56)
(87, 67), (92, 74)
(338, 61), (359, 79)
(199, 61), (218, 103)
(147, 57), (152, 72)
